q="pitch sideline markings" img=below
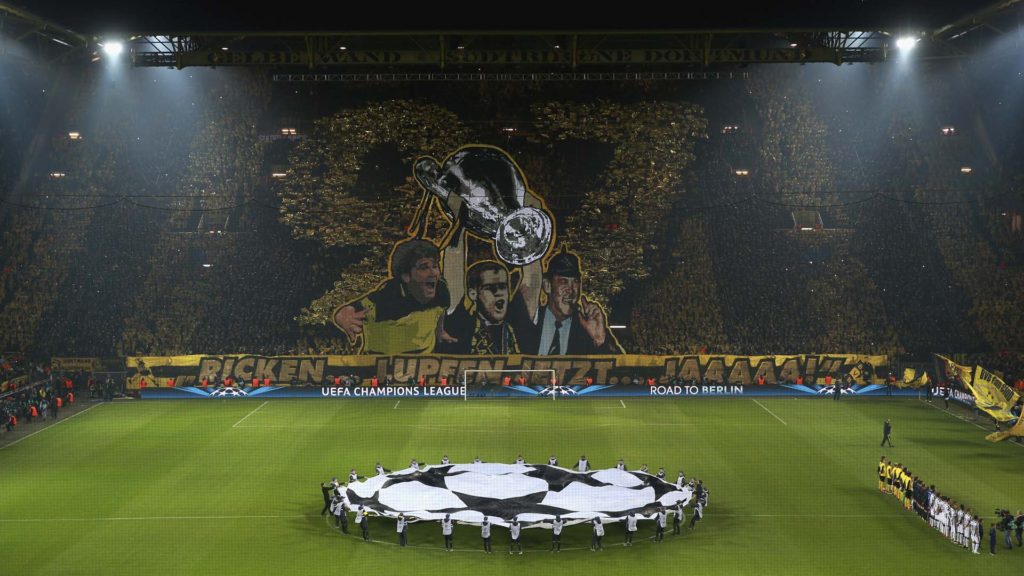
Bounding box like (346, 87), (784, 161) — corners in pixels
(0, 402), (104, 450)
(232, 422), (694, 431)
(0, 514), (316, 523)
(231, 401), (269, 428)
(919, 397), (1024, 449)
(752, 399), (787, 426)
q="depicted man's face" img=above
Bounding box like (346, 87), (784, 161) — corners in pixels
(544, 274), (580, 319)
(402, 256), (440, 304)
(471, 269), (509, 323)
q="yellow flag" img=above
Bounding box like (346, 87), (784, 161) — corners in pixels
(986, 418), (1024, 442)
(900, 368), (930, 389)
(936, 354), (972, 384)
(969, 366), (1020, 422)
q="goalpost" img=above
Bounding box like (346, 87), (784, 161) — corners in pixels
(460, 369), (557, 401)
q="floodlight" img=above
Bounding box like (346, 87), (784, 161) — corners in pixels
(102, 41), (124, 57)
(895, 36), (919, 51)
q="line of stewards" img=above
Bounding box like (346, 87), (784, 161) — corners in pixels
(407, 375), (455, 386)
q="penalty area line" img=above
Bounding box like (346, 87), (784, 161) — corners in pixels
(394, 400), (400, 409)
(620, 399), (627, 409)
(231, 401), (269, 428)
(752, 399), (787, 426)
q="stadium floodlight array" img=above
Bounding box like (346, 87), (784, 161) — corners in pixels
(461, 369), (556, 401)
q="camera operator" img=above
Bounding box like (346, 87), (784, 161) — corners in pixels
(998, 509), (1014, 549)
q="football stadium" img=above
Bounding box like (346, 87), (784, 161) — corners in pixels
(1, 1), (1023, 575)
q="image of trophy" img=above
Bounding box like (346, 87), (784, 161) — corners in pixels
(414, 146), (553, 266)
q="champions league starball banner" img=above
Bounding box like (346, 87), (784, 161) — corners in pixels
(345, 463), (692, 527)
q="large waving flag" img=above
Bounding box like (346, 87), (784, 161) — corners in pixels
(969, 366), (1020, 422)
(936, 354), (972, 385)
(900, 368), (930, 389)
(937, 355), (1021, 442)
(986, 414), (1024, 443)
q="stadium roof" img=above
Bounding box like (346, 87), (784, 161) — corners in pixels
(3, 0), (1021, 68)
(14, 0), (1013, 33)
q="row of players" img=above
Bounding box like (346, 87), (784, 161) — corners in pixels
(879, 456), (1024, 555)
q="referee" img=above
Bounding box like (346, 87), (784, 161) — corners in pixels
(881, 418), (894, 448)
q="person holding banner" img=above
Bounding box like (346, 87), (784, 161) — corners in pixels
(397, 514), (408, 547)
(551, 515), (564, 552)
(508, 517), (523, 554)
(355, 505), (369, 541)
(590, 517), (604, 551)
(576, 455), (589, 472)
(655, 507), (667, 542)
(442, 514), (454, 551)
(481, 516), (493, 553)
(320, 480), (334, 516)
(625, 512), (637, 546)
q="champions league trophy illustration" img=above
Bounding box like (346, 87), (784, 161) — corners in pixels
(413, 146), (553, 266)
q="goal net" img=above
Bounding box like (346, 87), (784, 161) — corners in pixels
(460, 369), (557, 401)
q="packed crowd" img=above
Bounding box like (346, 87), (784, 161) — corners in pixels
(0, 66), (1020, 359)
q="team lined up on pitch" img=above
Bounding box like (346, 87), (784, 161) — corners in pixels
(878, 456), (1014, 554)
(321, 455), (708, 551)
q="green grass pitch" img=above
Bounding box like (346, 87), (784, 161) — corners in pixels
(1, 397), (1021, 575)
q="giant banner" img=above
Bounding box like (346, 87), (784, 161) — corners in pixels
(328, 145), (624, 358)
(129, 353), (890, 397)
